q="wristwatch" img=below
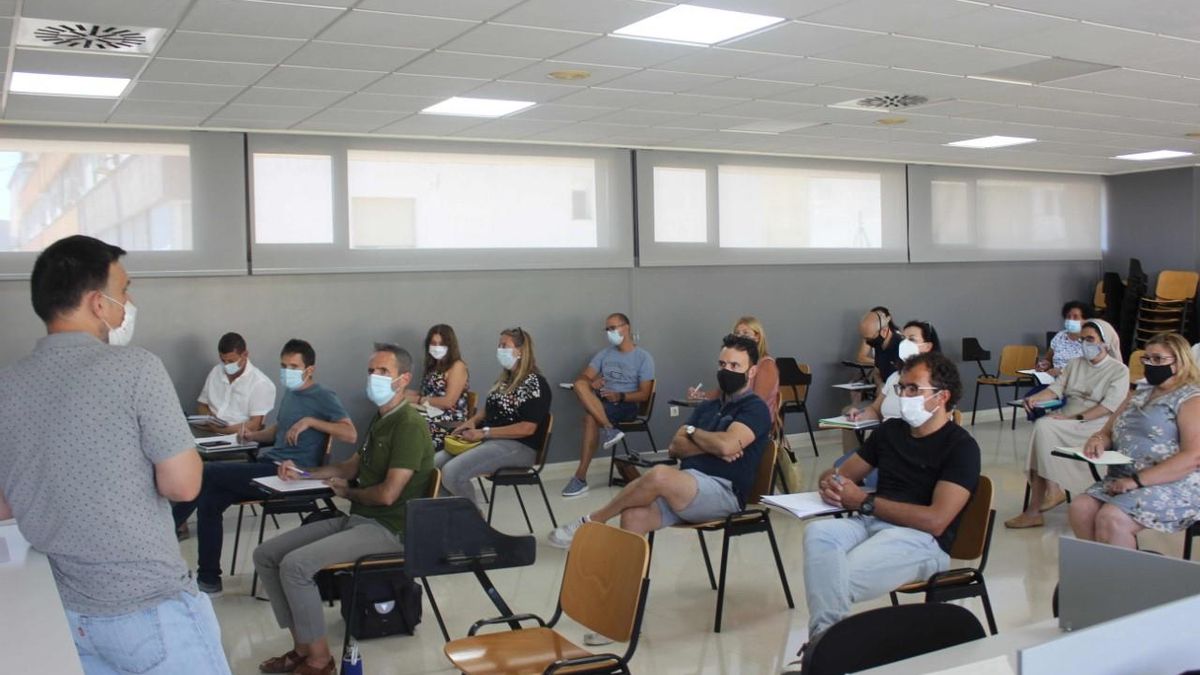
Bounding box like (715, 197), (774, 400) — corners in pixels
(482, 426), (491, 438)
(685, 425), (697, 440)
(859, 494), (877, 516)
(1075, 414), (1084, 421)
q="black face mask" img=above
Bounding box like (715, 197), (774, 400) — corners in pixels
(717, 369), (747, 396)
(1144, 363), (1175, 386)
(865, 335), (885, 350)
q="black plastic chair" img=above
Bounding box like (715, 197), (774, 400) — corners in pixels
(486, 415), (557, 533)
(963, 338), (992, 426)
(802, 603), (986, 675)
(776, 357), (819, 456)
(610, 381), (661, 486)
(1183, 522), (1199, 560)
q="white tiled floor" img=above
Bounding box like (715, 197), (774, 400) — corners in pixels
(186, 418), (1193, 675)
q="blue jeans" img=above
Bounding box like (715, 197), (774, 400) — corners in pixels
(66, 591), (230, 675)
(803, 515), (949, 635)
(172, 460), (276, 584)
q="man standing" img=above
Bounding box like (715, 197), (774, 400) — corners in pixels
(173, 338), (356, 596)
(0, 235), (231, 673)
(562, 312), (655, 497)
(795, 352), (980, 664)
(196, 331), (276, 435)
(254, 344), (435, 675)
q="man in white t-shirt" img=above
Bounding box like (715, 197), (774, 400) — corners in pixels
(196, 332), (276, 435)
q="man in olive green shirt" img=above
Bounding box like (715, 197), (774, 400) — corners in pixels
(253, 343), (433, 675)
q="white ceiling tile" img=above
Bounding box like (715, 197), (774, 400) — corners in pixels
(0, 1), (13, 15)
(0, 18), (9, 47)
(127, 81), (243, 103)
(157, 31), (303, 65)
(703, 98), (819, 118)
(513, 103), (616, 122)
(331, 92), (442, 112)
(762, 84), (881, 105)
(376, 114), (485, 136)
(993, 0), (1200, 41)
(210, 103), (320, 124)
(495, 0), (665, 33)
(803, 0), (978, 33)
(827, 68), (1025, 100)
(502, 60), (639, 87)
(631, 93), (745, 113)
(5, 94), (113, 121)
(990, 23), (1169, 69)
(683, 77), (796, 98)
(441, 24), (597, 59)
(667, 113), (775, 130)
(11, 48), (145, 77)
(202, 116), (295, 129)
(900, 99), (1006, 117)
(266, 0), (357, 6)
(461, 80), (581, 103)
(603, 69), (726, 94)
(234, 87), (347, 107)
(180, 0), (342, 39)
(293, 108), (403, 131)
(364, 73), (487, 97)
(356, 0), (524, 21)
(723, 21), (876, 57)
(899, 6), (1073, 47)
(553, 36), (703, 69)
(141, 58), (271, 85)
(746, 57), (880, 84)
(587, 108), (692, 126)
(531, 122), (633, 142)
(319, 10), (476, 48)
(257, 65), (385, 91)
(286, 42), (425, 72)
(686, 0), (852, 20)
(20, 0), (191, 26)
(1051, 69), (1200, 106)
(815, 36), (1045, 77)
(107, 112), (207, 126)
(455, 117), (571, 139)
(550, 87), (674, 109)
(656, 48), (797, 78)
(113, 98), (223, 117)
(399, 51), (535, 79)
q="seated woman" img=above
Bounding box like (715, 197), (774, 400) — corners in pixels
(846, 320), (942, 425)
(1005, 320), (1129, 529)
(408, 324), (469, 452)
(1041, 300), (1091, 377)
(1069, 333), (1200, 549)
(689, 316), (780, 418)
(436, 327), (551, 508)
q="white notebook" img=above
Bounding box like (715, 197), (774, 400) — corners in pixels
(252, 475), (331, 493)
(818, 415), (879, 430)
(761, 492), (848, 520)
(187, 414), (226, 427)
(1056, 447), (1134, 465)
(1017, 369), (1056, 386)
(196, 434), (240, 449)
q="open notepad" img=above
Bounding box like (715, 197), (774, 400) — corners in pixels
(1017, 369), (1056, 386)
(761, 492), (850, 520)
(252, 475), (332, 494)
(1056, 447), (1134, 465)
(187, 414), (226, 427)
(818, 415), (880, 430)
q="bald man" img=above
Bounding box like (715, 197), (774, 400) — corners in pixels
(859, 309), (903, 384)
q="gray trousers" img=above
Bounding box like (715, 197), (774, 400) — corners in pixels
(252, 514), (403, 643)
(435, 439), (535, 507)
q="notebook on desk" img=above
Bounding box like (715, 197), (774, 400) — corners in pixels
(762, 492), (850, 520)
(252, 475), (332, 495)
(1053, 447), (1133, 465)
(818, 415), (880, 430)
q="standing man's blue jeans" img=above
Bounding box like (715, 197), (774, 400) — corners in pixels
(172, 461), (276, 585)
(803, 515), (949, 636)
(66, 590), (231, 674)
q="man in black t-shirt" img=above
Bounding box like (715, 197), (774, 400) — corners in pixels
(799, 352), (981, 643)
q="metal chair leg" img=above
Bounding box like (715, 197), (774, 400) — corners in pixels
(979, 581), (999, 635)
(478, 477), (489, 504)
(421, 577), (451, 643)
(644, 425), (658, 452)
(486, 480), (498, 524)
(803, 408), (819, 457)
(513, 485), (533, 534)
(714, 528), (733, 633)
(251, 508), (269, 597)
(993, 384), (1004, 421)
(696, 530), (717, 590)
(535, 476), (558, 528)
(231, 504), (245, 576)
(972, 381), (982, 425)
(764, 516), (794, 609)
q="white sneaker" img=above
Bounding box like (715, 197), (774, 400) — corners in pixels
(600, 427), (626, 450)
(583, 632), (615, 646)
(547, 517), (586, 549)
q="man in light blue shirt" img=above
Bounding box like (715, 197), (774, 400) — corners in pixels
(563, 312), (655, 497)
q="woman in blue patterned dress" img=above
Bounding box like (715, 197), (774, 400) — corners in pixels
(408, 324), (469, 451)
(1069, 333), (1200, 549)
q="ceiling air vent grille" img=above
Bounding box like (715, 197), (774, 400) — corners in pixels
(857, 94), (929, 109)
(33, 24), (147, 51)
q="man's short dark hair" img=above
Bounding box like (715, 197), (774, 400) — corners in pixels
(373, 342), (412, 375)
(30, 235), (126, 322)
(902, 352), (962, 411)
(281, 338), (316, 368)
(218, 332), (247, 354)
(722, 333), (760, 365)
(609, 312), (631, 326)
(1061, 300), (1092, 320)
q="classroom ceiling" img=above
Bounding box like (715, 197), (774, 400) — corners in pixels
(4, 0), (1200, 174)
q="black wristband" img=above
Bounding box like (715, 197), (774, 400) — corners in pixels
(1132, 472), (1144, 488)
(619, 392), (626, 403)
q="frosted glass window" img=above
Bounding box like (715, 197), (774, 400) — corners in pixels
(253, 154), (333, 244)
(653, 167), (707, 243)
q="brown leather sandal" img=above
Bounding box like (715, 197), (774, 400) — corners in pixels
(293, 660), (335, 675)
(259, 650), (303, 673)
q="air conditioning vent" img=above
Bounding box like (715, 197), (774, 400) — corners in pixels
(17, 18), (164, 54)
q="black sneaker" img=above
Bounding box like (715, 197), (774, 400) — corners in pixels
(197, 578), (223, 598)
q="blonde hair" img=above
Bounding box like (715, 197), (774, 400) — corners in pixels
(493, 327), (540, 395)
(1145, 333), (1200, 387)
(733, 316), (769, 358)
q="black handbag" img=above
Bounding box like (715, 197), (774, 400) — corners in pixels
(335, 565), (423, 639)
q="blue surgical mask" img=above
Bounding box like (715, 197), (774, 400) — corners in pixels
(222, 360), (241, 376)
(367, 374), (397, 406)
(1082, 342), (1105, 361)
(1064, 319), (1082, 334)
(606, 329), (623, 346)
(497, 348), (518, 370)
(280, 368), (304, 390)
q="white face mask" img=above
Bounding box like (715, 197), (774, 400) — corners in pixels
(497, 348), (519, 370)
(1064, 319), (1082, 334)
(100, 294), (136, 346)
(428, 345), (448, 360)
(898, 393), (935, 428)
(366, 373), (398, 406)
(606, 329), (623, 347)
(898, 338), (921, 361)
(222, 360), (242, 376)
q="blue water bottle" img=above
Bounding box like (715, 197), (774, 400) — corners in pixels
(341, 638), (363, 675)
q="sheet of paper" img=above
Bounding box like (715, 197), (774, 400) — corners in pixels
(195, 434), (240, 449)
(187, 415), (226, 426)
(818, 415), (880, 430)
(923, 655), (1015, 675)
(558, 382), (575, 390)
(420, 404), (444, 417)
(252, 475), (331, 493)
(833, 382), (875, 390)
(1056, 447), (1134, 465)
(761, 492), (848, 520)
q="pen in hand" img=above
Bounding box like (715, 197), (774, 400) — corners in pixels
(274, 461), (312, 478)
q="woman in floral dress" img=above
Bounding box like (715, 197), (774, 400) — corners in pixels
(409, 324), (469, 451)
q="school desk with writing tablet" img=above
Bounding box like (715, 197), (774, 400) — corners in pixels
(833, 382), (876, 391)
(252, 475), (334, 497)
(0, 523), (85, 674)
(194, 433), (258, 461)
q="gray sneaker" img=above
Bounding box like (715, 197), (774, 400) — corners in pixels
(561, 476), (589, 498)
(197, 578), (223, 598)
(583, 631), (615, 646)
(547, 517), (586, 549)
(600, 427), (626, 450)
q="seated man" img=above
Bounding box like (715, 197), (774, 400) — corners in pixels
(562, 312), (655, 497)
(549, 334), (771, 547)
(173, 338), (356, 596)
(254, 343), (435, 675)
(196, 331), (276, 435)
(795, 352), (980, 662)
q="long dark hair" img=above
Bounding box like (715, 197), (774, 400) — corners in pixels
(903, 320), (942, 353)
(422, 324), (463, 377)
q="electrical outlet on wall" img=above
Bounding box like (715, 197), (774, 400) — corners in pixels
(670, 406), (679, 417)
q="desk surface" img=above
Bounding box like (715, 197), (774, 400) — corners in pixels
(855, 619), (1060, 674)
(668, 398), (705, 408)
(0, 523), (84, 674)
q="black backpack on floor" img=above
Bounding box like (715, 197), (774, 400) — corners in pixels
(334, 567), (423, 640)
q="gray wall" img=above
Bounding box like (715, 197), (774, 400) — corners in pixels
(1104, 167), (1200, 277)
(0, 258), (1097, 463)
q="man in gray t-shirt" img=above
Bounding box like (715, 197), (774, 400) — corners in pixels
(0, 235), (230, 674)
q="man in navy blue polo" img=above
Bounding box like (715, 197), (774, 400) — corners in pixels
(549, 334), (772, 547)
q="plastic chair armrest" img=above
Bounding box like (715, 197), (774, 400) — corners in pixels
(468, 613), (547, 636)
(545, 653), (623, 674)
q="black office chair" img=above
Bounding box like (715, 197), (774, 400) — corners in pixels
(1183, 522), (1199, 560)
(801, 604), (986, 675)
(776, 357), (819, 456)
(485, 415), (557, 533)
(610, 380), (660, 486)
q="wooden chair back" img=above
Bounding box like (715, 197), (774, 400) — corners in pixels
(560, 522), (650, 643)
(427, 467), (442, 498)
(997, 345), (1038, 378)
(948, 476), (993, 561)
(746, 440), (779, 507)
(1093, 279), (1106, 310)
(776, 358), (811, 403)
(1128, 349), (1146, 384)
(320, 434), (335, 466)
(1155, 270), (1199, 302)
(951, 409), (963, 426)
(638, 380), (657, 418)
(466, 391), (478, 417)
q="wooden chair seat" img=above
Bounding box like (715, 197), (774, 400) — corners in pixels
(673, 509), (767, 531)
(894, 569), (976, 593)
(444, 627), (603, 675)
(975, 376), (1020, 386)
(320, 555), (404, 573)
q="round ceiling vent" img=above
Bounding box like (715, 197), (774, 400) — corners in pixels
(33, 24), (147, 50)
(857, 94), (929, 109)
